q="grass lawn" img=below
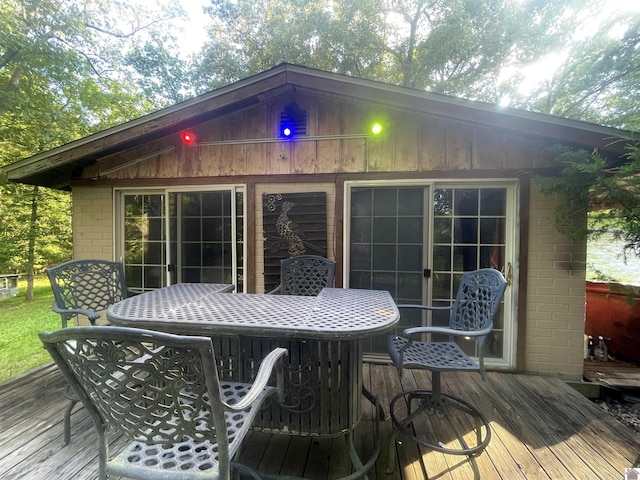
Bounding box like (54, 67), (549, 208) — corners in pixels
(0, 276), (59, 383)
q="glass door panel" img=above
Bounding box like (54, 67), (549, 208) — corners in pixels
(122, 193), (167, 291)
(432, 187), (507, 361)
(349, 186), (428, 354)
(120, 188), (244, 292)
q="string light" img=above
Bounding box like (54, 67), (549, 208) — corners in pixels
(181, 132), (196, 145)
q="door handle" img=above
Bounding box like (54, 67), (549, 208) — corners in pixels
(505, 262), (512, 286)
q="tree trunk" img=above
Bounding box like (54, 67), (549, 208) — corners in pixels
(25, 185), (39, 301)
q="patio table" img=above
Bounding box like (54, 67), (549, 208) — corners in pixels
(107, 283), (399, 479)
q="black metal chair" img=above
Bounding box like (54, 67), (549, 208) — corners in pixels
(46, 259), (138, 445)
(386, 268), (507, 472)
(269, 254), (336, 296)
(39, 326), (287, 480)
(46, 259), (137, 328)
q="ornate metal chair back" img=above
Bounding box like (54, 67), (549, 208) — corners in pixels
(46, 259), (130, 327)
(449, 268), (508, 332)
(280, 254), (336, 296)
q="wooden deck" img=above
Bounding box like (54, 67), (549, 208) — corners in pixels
(1, 362), (639, 480)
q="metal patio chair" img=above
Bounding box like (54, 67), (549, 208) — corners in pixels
(46, 259), (137, 328)
(39, 326), (287, 480)
(46, 259), (139, 445)
(386, 268), (507, 471)
(269, 254), (336, 296)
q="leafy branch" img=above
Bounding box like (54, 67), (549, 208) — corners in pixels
(538, 142), (640, 258)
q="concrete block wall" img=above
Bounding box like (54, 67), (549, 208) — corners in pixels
(525, 184), (587, 380)
(71, 186), (114, 260)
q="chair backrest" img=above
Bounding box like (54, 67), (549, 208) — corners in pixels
(280, 255), (336, 296)
(450, 268), (507, 332)
(47, 259), (128, 314)
(39, 326), (232, 478)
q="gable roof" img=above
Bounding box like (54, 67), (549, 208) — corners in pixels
(4, 63), (636, 189)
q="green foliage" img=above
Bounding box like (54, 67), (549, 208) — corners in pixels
(0, 0), (189, 273)
(194, 0), (588, 102)
(539, 143), (640, 258)
(0, 276), (59, 383)
(0, 184), (71, 273)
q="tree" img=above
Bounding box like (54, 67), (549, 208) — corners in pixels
(538, 144), (640, 258)
(0, 0), (188, 298)
(193, 0), (587, 102)
(505, 7), (640, 128)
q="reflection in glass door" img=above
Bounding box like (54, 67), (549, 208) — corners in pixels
(119, 188), (244, 292)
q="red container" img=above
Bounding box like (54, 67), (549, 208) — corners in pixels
(585, 281), (640, 364)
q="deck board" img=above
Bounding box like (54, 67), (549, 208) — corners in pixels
(1, 362), (638, 480)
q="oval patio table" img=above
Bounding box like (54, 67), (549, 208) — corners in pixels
(107, 283), (399, 479)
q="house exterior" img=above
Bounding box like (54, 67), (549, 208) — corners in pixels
(4, 63), (635, 380)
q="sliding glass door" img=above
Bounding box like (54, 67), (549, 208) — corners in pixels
(346, 181), (515, 367)
(117, 187), (245, 292)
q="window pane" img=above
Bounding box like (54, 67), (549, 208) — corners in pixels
(398, 217), (422, 243)
(433, 218), (451, 243)
(433, 246), (451, 270)
(352, 217), (371, 243)
(143, 266), (164, 288)
(398, 245), (422, 271)
(373, 189), (397, 216)
(202, 192), (223, 216)
(182, 218), (201, 241)
(480, 189), (506, 216)
(146, 242), (163, 264)
(373, 218), (396, 243)
(181, 193), (201, 216)
(350, 244), (371, 270)
(373, 245), (396, 270)
(455, 218), (478, 244)
(203, 243), (223, 266)
(203, 218), (224, 242)
(183, 243), (201, 266)
(372, 271), (396, 292)
(454, 189), (478, 215)
(398, 188), (423, 215)
(434, 189), (452, 216)
(351, 189), (372, 216)
(398, 272), (421, 298)
(454, 246), (477, 271)
(350, 271), (371, 289)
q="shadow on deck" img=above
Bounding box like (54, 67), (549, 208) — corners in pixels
(0, 362), (638, 479)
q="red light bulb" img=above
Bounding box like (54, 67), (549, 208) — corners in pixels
(181, 132), (196, 145)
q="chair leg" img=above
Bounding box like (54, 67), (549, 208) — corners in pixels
(63, 398), (78, 446)
(386, 426), (400, 474)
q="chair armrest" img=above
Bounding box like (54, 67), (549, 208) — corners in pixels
(222, 347), (288, 411)
(403, 325), (493, 338)
(267, 283), (281, 295)
(126, 288), (143, 297)
(51, 303), (100, 323)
